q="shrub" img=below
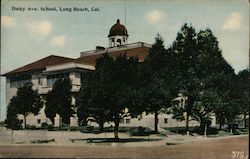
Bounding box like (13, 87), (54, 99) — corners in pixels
(47, 125), (54, 131)
(86, 125), (94, 131)
(129, 126), (153, 136)
(41, 122), (48, 129)
(26, 125), (37, 130)
(218, 130), (231, 136)
(70, 126), (78, 131)
(233, 130), (240, 135)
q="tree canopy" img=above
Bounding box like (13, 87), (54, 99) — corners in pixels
(5, 82), (43, 129)
(137, 34), (175, 132)
(45, 78), (74, 125)
(167, 24), (242, 135)
(77, 53), (140, 139)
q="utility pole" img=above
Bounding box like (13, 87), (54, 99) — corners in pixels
(124, 0), (126, 26)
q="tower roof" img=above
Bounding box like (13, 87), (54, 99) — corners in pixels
(108, 19), (128, 37)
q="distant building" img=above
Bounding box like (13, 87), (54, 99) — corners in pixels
(3, 19), (214, 129)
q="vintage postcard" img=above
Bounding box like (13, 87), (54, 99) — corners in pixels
(0, 0), (249, 158)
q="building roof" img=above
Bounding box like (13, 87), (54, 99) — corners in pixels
(3, 55), (75, 76)
(76, 46), (150, 66)
(108, 19), (128, 37)
(3, 42), (151, 76)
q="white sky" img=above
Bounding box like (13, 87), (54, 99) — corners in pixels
(0, 0), (249, 120)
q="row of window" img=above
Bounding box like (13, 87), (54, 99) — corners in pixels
(120, 118), (131, 124)
(10, 73), (71, 88)
(47, 73), (69, 87)
(10, 74), (31, 88)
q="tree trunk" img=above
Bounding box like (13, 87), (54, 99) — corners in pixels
(199, 118), (203, 132)
(99, 122), (104, 132)
(114, 114), (119, 140)
(186, 96), (194, 136)
(154, 111), (159, 133)
(219, 122), (222, 130)
(243, 113), (246, 129)
(229, 123), (233, 134)
(24, 115), (27, 129)
(204, 122), (207, 138)
(186, 111), (189, 135)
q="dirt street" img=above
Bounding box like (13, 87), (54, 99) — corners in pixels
(0, 136), (248, 159)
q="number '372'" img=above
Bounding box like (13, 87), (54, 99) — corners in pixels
(231, 151), (247, 159)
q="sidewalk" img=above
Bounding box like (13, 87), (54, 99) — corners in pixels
(0, 129), (248, 147)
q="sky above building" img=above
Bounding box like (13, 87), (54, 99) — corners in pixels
(0, 0), (249, 120)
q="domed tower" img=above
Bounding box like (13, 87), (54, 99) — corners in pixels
(108, 19), (128, 47)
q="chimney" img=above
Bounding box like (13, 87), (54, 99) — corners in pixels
(96, 46), (105, 51)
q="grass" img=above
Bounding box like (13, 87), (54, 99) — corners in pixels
(163, 126), (218, 135)
(163, 126), (196, 135)
(163, 126), (249, 136)
(10, 124), (249, 137)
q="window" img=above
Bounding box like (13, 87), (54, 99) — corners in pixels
(164, 118), (168, 124)
(111, 39), (115, 47)
(37, 119), (41, 124)
(120, 119), (124, 124)
(47, 73), (69, 87)
(38, 77), (43, 86)
(125, 119), (130, 124)
(117, 39), (121, 46)
(10, 74), (31, 88)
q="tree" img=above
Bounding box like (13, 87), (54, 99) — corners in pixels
(196, 29), (244, 134)
(138, 34), (174, 132)
(168, 25), (238, 135)
(45, 90), (57, 124)
(107, 54), (140, 139)
(237, 69), (249, 128)
(169, 23), (199, 135)
(5, 82), (43, 129)
(76, 70), (111, 132)
(76, 74), (91, 126)
(77, 53), (140, 139)
(45, 78), (74, 125)
(194, 29), (236, 134)
(5, 96), (22, 130)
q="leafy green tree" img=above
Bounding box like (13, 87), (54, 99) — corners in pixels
(138, 35), (174, 132)
(168, 23), (199, 135)
(45, 78), (74, 124)
(76, 70), (111, 132)
(196, 29), (244, 134)
(168, 25), (238, 135)
(77, 53), (140, 139)
(194, 29), (235, 134)
(76, 75), (91, 126)
(223, 73), (247, 133)
(5, 96), (22, 130)
(45, 90), (57, 124)
(5, 82), (43, 129)
(237, 69), (249, 128)
(102, 54), (140, 139)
